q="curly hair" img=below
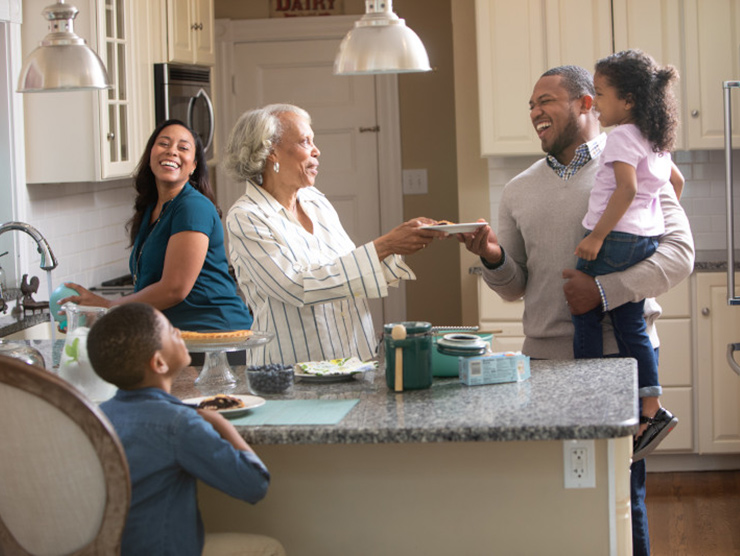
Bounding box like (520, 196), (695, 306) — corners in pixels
(594, 49), (679, 153)
(126, 119), (219, 246)
(222, 104), (311, 184)
(541, 65), (595, 99)
(87, 303), (164, 389)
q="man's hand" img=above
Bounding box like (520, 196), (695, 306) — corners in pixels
(562, 268), (601, 315)
(458, 220), (503, 265)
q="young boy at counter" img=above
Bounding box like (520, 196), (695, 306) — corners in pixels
(87, 303), (274, 556)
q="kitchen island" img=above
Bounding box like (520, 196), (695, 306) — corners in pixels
(172, 358), (639, 556)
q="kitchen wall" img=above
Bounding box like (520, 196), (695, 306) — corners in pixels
(215, 0), (463, 326)
(19, 180), (133, 292)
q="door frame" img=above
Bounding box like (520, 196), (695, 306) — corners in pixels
(214, 14), (406, 324)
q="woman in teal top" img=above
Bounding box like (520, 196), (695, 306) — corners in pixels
(62, 119), (252, 332)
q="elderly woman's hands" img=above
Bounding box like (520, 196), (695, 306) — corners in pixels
(373, 217), (447, 260)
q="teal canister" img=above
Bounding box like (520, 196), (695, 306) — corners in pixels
(383, 321), (433, 390)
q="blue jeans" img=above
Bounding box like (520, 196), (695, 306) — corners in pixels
(573, 231), (661, 398)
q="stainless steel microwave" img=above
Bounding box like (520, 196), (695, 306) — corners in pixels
(154, 63), (215, 160)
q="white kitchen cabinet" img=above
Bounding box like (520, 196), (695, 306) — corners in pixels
(22, 0), (140, 182)
(612, 0), (685, 151)
(474, 0), (612, 156)
(696, 272), (740, 454)
(166, 0), (215, 66)
(683, 0), (740, 149)
(477, 274), (525, 352)
(652, 278), (694, 453)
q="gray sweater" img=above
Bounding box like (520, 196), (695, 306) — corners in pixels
(482, 156), (695, 360)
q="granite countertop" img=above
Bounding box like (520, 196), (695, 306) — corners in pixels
(169, 357), (639, 446)
(693, 250), (740, 272)
(0, 312), (51, 338)
(13, 341), (639, 447)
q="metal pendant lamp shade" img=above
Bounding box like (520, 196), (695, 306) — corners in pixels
(18, 0), (112, 93)
(334, 0), (431, 76)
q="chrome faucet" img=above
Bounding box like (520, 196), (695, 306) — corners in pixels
(0, 222), (59, 271)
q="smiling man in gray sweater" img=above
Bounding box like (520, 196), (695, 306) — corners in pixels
(462, 65), (694, 556)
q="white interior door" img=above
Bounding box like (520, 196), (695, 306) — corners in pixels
(224, 39), (380, 248)
(215, 16), (405, 332)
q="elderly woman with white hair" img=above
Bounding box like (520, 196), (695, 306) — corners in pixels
(223, 103), (442, 366)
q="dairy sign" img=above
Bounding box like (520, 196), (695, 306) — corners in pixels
(269, 0), (344, 17)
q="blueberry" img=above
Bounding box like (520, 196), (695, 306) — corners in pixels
(247, 364), (294, 393)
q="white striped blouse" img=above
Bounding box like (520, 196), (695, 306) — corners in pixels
(226, 181), (416, 366)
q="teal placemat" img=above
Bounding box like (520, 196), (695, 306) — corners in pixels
(230, 399), (359, 426)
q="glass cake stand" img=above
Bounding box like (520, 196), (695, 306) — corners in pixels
(185, 331), (274, 390)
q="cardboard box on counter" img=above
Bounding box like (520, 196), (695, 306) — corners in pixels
(459, 352), (530, 386)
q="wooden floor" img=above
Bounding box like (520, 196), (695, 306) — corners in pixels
(646, 470), (740, 556)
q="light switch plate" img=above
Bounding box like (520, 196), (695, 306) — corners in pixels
(402, 169), (428, 195)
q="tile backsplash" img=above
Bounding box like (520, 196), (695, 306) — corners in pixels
(487, 149), (740, 253)
(18, 179), (133, 297)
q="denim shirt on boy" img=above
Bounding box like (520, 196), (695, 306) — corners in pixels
(101, 388), (270, 556)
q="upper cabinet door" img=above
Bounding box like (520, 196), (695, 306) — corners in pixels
(683, 0), (740, 149)
(543, 0), (612, 70)
(166, 0), (215, 66)
(475, 0), (547, 156)
(475, 0), (611, 156)
(167, 0), (196, 63)
(97, 0), (138, 179)
(612, 0), (684, 150)
(193, 0), (215, 66)
(22, 0), (139, 183)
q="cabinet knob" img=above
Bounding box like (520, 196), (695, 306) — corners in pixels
(691, 110), (700, 118)
(107, 132), (115, 141)
(702, 307), (710, 316)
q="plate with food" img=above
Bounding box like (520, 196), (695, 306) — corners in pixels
(420, 221), (488, 234)
(182, 394), (266, 418)
(294, 357), (376, 383)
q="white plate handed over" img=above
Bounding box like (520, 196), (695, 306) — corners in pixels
(182, 394), (266, 418)
(421, 222), (487, 233)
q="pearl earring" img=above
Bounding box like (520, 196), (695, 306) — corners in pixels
(273, 161), (280, 174)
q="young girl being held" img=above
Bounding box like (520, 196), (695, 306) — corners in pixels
(573, 49), (685, 461)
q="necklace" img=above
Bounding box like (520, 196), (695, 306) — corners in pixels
(132, 200), (171, 287)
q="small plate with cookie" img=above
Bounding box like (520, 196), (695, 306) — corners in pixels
(182, 394), (266, 418)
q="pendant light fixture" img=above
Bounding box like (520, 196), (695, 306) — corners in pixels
(17, 0), (112, 93)
(334, 0), (431, 76)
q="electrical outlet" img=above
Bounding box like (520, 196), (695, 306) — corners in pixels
(563, 439), (595, 489)
(402, 169), (428, 195)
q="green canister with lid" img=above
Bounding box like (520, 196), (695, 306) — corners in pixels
(383, 321), (433, 390)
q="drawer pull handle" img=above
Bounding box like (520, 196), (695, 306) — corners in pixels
(701, 307), (710, 316)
